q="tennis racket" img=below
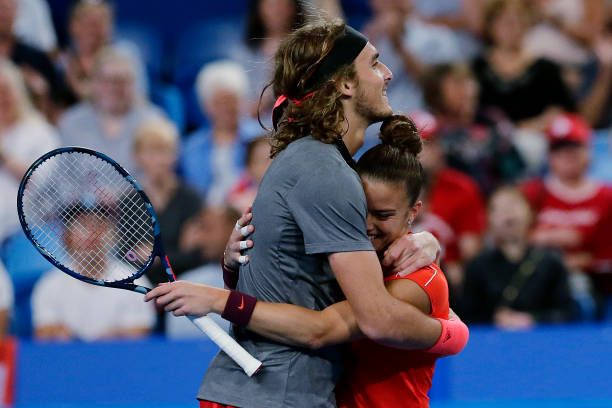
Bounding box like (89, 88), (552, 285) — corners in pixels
(16, 146), (262, 376)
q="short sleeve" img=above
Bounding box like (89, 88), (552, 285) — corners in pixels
(286, 167), (374, 255)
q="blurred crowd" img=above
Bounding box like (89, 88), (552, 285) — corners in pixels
(0, 0), (611, 341)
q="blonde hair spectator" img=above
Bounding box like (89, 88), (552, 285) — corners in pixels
(133, 116), (178, 154)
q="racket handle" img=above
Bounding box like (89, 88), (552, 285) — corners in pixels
(188, 315), (262, 377)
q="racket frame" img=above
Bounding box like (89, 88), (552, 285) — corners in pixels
(17, 146), (168, 292)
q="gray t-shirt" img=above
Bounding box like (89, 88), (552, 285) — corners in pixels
(198, 136), (374, 407)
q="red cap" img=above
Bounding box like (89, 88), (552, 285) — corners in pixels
(409, 110), (439, 140)
(546, 113), (591, 146)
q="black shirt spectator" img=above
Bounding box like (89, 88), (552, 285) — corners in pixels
(473, 56), (576, 123)
(462, 246), (576, 324)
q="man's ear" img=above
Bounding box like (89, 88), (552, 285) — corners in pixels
(337, 76), (358, 98)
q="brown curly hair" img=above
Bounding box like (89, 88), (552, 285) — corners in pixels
(261, 19), (359, 157)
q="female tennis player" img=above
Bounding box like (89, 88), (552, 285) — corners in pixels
(155, 114), (469, 407)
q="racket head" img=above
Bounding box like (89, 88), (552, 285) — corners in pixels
(17, 147), (161, 288)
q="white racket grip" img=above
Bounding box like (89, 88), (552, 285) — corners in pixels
(188, 315), (262, 377)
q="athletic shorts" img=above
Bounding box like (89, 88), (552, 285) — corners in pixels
(199, 401), (237, 408)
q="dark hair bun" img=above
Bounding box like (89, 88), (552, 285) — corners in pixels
(379, 114), (422, 156)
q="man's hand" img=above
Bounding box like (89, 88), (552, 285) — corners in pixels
(144, 281), (229, 317)
(382, 232), (441, 276)
(223, 207), (255, 270)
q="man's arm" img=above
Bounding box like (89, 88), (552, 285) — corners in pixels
(330, 251), (442, 349)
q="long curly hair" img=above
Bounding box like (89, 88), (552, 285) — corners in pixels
(261, 19), (359, 157)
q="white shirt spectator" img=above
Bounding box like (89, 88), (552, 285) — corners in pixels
(32, 268), (155, 341)
(166, 264), (229, 338)
(14, 0), (57, 53)
(0, 115), (59, 242)
(0, 261), (13, 312)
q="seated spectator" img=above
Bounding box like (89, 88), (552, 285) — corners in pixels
(473, 0), (575, 127)
(413, 119), (487, 301)
(132, 117), (203, 283)
(58, 47), (164, 174)
(0, 59), (58, 243)
(57, 0), (147, 103)
(233, 0), (306, 118)
(165, 206), (239, 338)
(0, 260), (13, 338)
(421, 64), (524, 194)
(180, 60), (259, 204)
(226, 135), (271, 213)
(32, 205), (155, 341)
(521, 113), (612, 317)
(0, 0), (67, 119)
(462, 186), (576, 328)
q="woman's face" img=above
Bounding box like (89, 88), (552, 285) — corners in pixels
(489, 4), (529, 49)
(440, 71), (478, 120)
(362, 177), (419, 254)
(258, 0), (295, 35)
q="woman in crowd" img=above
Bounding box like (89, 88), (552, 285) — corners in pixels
(132, 117), (204, 283)
(0, 59), (58, 244)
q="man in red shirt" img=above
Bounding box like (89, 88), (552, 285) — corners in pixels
(411, 111), (487, 297)
(521, 113), (612, 311)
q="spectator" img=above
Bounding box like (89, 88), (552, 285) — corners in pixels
(233, 0), (306, 119)
(0, 261), (13, 338)
(473, 0), (575, 127)
(58, 47), (164, 174)
(180, 60), (259, 204)
(462, 186), (576, 328)
(132, 117), (203, 284)
(58, 0), (147, 102)
(32, 205), (155, 341)
(413, 115), (487, 302)
(0, 58), (58, 243)
(521, 113), (612, 317)
(0, 0), (67, 119)
(421, 64), (524, 194)
(165, 206), (239, 338)
(226, 135), (272, 213)
(13, 0), (57, 54)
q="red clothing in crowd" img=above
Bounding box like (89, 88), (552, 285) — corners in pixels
(521, 177), (612, 290)
(416, 168), (487, 263)
(336, 263), (450, 408)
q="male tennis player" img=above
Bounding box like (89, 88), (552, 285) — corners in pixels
(147, 20), (461, 408)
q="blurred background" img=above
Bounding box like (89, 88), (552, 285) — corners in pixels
(0, 0), (610, 406)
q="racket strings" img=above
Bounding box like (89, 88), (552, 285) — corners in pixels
(21, 151), (155, 282)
